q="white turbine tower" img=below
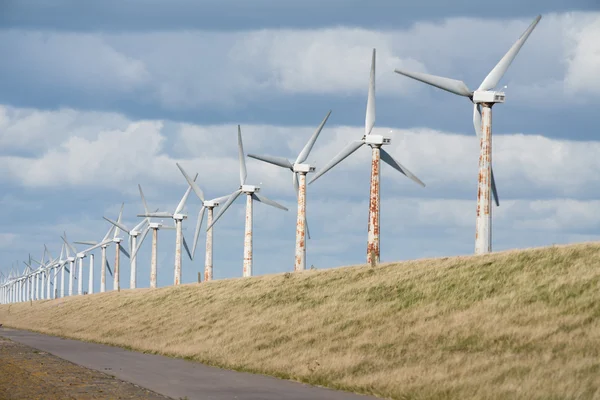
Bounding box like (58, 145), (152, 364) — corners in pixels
(104, 206), (152, 289)
(176, 163), (230, 282)
(393, 15), (541, 254)
(309, 48), (425, 265)
(207, 126), (289, 277)
(247, 110), (332, 272)
(131, 184), (176, 288)
(137, 175), (197, 286)
(75, 222), (116, 293)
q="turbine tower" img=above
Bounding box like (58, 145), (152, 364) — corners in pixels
(309, 48), (425, 265)
(248, 110), (332, 272)
(74, 222), (116, 293)
(394, 15), (541, 254)
(137, 175), (197, 286)
(176, 163), (230, 282)
(104, 200), (152, 289)
(207, 126), (288, 277)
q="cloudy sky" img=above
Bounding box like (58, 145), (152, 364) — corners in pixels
(1, 1), (599, 290)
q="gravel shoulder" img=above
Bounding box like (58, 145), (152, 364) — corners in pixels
(0, 335), (171, 400)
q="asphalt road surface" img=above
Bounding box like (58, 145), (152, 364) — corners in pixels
(0, 328), (378, 400)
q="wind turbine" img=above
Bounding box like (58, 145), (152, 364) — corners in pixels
(75, 222), (116, 293)
(207, 126), (289, 277)
(247, 111), (332, 272)
(176, 163), (230, 282)
(104, 203), (153, 290)
(137, 175), (197, 286)
(131, 184), (175, 288)
(393, 15), (541, 254)
(309, 48), (425, 266)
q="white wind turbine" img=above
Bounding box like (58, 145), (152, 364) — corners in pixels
(104, 201), (153, 289)
(394, 15), (541, 254)
(74, 221), (117, 293)
(137, 175), (197, 286)
(176, 163), (230, 282)
(207, 126), (289, 277)
(309, 48), (425, 265)
(247, 111), (332, 272)
(131, 184), (176, 288)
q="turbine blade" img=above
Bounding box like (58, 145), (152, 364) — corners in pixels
(176, 163), (205, 202)
(366, 48), (376, 136)
(380, 148), (426, 187)
(119, 245), (130, 259)
(491, 169), (500, 207)
(191, 206), (206, 260)
(175, 173), (198, 215)
(101, 224), (115, 242)
(296, 110), (332, 164)
(183, 235), (193, 260)
(478, 15), (542, 91)
(305, 216), (311, 240)
(103, 216), (130, 234)
(210, 194), (230, 205)
(106, 260), (113, 277)
(394, 69), (472, 97)
(238, 125), (247, 185)
(61, 235), (77, 255)
(74, 241), (97, 246)
(132, 218), (148, 233)
(207, 189), (243, 231)
(113, 203), (125, 239)
(309, 140), (365, 184)
(247, 154), (292, 169)
(138, 184), (150, 214)
(138, 212), (173, 218)
(83, 239), (112, 253)
(252, 193), (288, 211)
(131, 226), (150, 261)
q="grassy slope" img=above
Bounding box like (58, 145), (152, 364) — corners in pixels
(2, 243), (600, 399)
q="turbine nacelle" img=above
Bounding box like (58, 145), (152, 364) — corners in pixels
(363, 134), (391, 146)
(149, 222), (163, 229)
(241, 184), (260, 194)
(293, 163), (315, 173)
(76, 252), (86, 259)
(203, 199), (219, 208)
(173, 213), (187, 220)
(472, 90), (506, 104)
(112, 238), (123, 244)
(66, 257), (75, 262)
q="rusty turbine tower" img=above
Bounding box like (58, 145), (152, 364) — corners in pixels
(394, 15), (541, 254)
(310, 48), (425, 265)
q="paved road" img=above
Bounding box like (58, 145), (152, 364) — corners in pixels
(0, 328), (378, 400)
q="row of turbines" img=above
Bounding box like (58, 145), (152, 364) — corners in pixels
(1, 15), (542, 304)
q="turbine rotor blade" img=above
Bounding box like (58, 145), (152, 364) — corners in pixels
(131, 226), (150, 261)
(74, 241), (97, 246)
(191, 206), (206, 260)
(210, 194), (231, 205)
(175, 173), (198, 215)
(113, 202), (125, 239)
(207, 189), (243, 231)
(238, 125), (247, 185)
(182, 235), (193, 260)
(252, 193), (288, 211)
(176, 163), (205, 202)
(491, 169), (500, 207)
(366, 48), (376, 136)
(119, 245), (130, 259)
(106, 260), (113, 277)
(103, 216), (130, 235)
(296, 110), (332, 164)
(478, 15), (542, 91)
(247, 154), (293, 169)
(138, 184), (150, 214)
(380, 148), (426, 187)
(309, 140), (365, 184)
(138, 212), (173, 218)
(394, 69), (472, 97)
(473, 103), (482, 139)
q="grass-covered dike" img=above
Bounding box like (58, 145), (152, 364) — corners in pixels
(2, 242), (600, 399)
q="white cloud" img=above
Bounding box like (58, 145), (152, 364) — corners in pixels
(1, 12), (598, 111)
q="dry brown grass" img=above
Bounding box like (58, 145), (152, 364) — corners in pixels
(2, 242), (600, 399)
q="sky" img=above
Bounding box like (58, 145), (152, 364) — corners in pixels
(1, 1), (599, 291)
